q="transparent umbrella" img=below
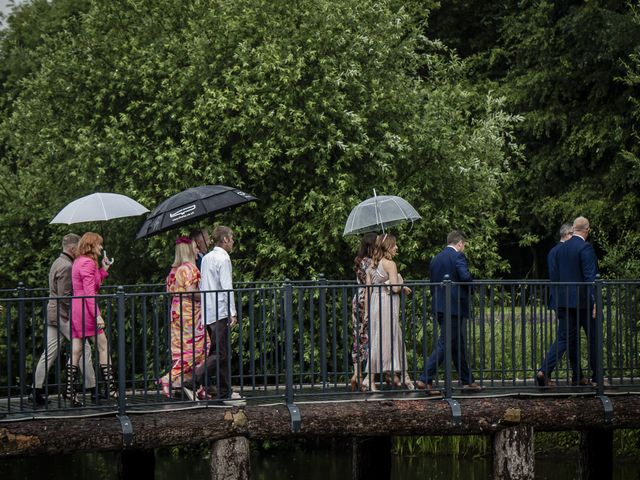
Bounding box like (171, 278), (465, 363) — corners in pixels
(343, 190), (421, 236)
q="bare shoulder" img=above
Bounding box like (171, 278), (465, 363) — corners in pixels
(381, 258), (398, 272)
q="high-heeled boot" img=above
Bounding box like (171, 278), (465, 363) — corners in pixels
(100, 364), (119, 399)
(64, 365), (83, 407)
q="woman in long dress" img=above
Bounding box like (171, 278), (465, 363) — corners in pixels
(350, 232), (377, 390)
(362, 233), (414, 391)
(159, 236), (209, 397)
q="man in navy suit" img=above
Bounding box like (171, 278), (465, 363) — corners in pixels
(536, 222), (574, 386)
(417, 230), (480, 392)
(536, 216), (599, 386)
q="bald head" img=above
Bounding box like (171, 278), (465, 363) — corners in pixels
(573, 216), (590, 238)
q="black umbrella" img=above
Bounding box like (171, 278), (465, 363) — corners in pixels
(136, 185), (257, 239)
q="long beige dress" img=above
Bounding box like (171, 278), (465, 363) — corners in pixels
(366, 262), (412, 387)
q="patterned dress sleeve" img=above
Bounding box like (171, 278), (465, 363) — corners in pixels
(166, 267), (177, 293)
(175, 263), (199, 292)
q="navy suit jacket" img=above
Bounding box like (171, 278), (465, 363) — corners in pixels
(429, 246), (473, 317)
(553, 235), (598, 309)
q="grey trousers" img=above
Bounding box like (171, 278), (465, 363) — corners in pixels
(33, 322), (96, 389)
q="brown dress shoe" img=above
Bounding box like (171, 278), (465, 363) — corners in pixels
(415, 380), (440, 395)
(462, 383), (482, 392)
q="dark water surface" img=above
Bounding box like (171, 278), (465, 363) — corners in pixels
(2, 448), (639, 479)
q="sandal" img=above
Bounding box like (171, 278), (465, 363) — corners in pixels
(158, 378), (171, 398)
(360, 376), (379, 392)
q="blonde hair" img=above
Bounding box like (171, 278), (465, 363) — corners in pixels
(371, 234), (396, 268)
(77, 232), (103, 265)
(172, 240), (196, 267)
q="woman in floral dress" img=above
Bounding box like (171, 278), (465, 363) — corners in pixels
(350, 232), (377, 390)
(159, 236), (208, 397)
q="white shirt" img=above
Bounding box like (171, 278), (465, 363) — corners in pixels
(200, 246), (236, 324)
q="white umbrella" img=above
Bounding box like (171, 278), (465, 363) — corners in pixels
(343, 190), (421, 236)
(50, 192), (149, 224)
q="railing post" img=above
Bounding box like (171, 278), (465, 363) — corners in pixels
(594, 275), (604, 396)
(116, 286), (127, 415)
(442, 275), (461, 426)
(17, 282), (26, 405)
(284, 279), (300, 432)
(443, 274), (453, 398)
(318, 273), (327, 389)
(116, 286), (133, 447)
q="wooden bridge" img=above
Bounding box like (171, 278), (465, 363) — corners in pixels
(1, 278), (639, 479)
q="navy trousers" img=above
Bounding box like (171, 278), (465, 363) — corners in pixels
(539, 308), (597, 382)
(419, 313), (473, 385)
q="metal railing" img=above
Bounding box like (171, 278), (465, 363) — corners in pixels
(1, 276), (638, 418)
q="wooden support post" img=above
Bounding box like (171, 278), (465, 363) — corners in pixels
(211, 436), (250, 480)
(579, 429), (613, 480)
(493, 426), (534, 480)
(120, 449), (155, 480)
(352, 437), (391, 480)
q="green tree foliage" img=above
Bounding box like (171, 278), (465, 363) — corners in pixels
(428, 0), (640, 277)
(0, 0), (519, 288)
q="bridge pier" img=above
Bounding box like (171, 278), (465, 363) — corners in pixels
(210, 436), (251, 480)
(352, 436), (391, 480)
(579, 429), (613, 480)
(492, 425), (534, 479)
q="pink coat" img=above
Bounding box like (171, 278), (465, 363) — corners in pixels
(71, 255), (108, 339)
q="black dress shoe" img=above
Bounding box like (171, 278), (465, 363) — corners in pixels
(535, 371), (547, 387)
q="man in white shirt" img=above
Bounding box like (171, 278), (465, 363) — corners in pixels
(199, 225), (238, 400)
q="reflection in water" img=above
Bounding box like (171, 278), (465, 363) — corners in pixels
(1, 446), (639, 479)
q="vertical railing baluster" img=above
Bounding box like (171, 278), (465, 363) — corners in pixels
(319, 274), (327, 389)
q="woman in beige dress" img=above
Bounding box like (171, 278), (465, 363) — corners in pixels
(362, 233), (414, 391)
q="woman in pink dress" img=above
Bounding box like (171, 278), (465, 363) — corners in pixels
(159, 236), (208, 398)
(67, 232), (114, 406)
